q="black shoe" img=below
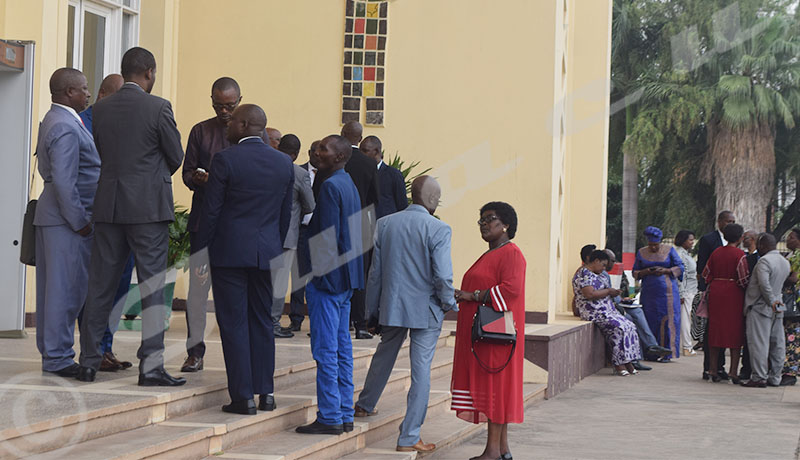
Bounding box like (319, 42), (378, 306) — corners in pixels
(50, 363), (80, 377)
(76, 366), (96, 382)
(702, 371), (709, 381)
(739, 372), (751, 381)
(711, 374), (721, 383)
(730, 375), (741, 385)
(501, 453), (513, 460)
(656, 356), (671, 363)
(355, 329), (373, 340)
(693, 341), (704, 351)
(287, 321), (302, 332)
(180, 356), (204, 373)
(741, 379), (767, 388)
(222, 399), (256, 415)
(295, 419), (344, 435)
(343, 421), (354, 432)
(718, 370), (729, 381)
(138, 367), (187, 387)
(646, 345), (672, 358)
(258, 394), (276, 411)
(631, 361), (652, 371)
(780, 375), (797, 386)
(274, 327), (294, 338)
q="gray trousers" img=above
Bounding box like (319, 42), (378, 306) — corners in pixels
(355, 323), (441, 446)
(270, 249), (296, 328)
(746, 311), (785, 385)
(35, 225), (92, 371)
(79, 222), (168, 373)
(186, 231), (210, 357)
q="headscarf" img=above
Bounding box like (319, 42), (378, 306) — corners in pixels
(644, 226), (663, 243)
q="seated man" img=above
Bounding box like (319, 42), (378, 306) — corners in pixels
(603, 249), (671, 370)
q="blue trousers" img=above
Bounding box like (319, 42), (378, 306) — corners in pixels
(306, 283), (354, 425)
(356, 324), (441, 446)
(624, 306), (658, 350)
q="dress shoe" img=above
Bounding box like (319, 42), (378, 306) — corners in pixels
(741, 379), (767, 388)
(717, 370), (729, 381)
(105, 351), (132, 369)
(396, 439), (436, 452)
(76, 366), (96, 382)
(343, 421), (354, 432)
(138, 367), (187, 387)
(501, 453), (513, 460)
(354, 405), (378, 417)
(274, 327), (294, 338)
(656, 356), (671, 363)
(50, 363), (80, 377)
(646, 345), (672, 357)
(730, 375), (741, 385)
(180, 356), (204, 372)
(780, 375), (797, 386)
(295, 419), (344, 435)
(355, 329), (373, 340)
(631, 361), (651, 371)
(99, 354), (122, 372)
(258, 394), (276, 411)
(222, 399), (256, 415)
(286, 321), (302, 332)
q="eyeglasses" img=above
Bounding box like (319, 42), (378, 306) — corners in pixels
(212, 102), (238, 112)
(477, 215), (499, 226)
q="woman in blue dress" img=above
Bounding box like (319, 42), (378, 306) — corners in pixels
(633, 226), (685, 361)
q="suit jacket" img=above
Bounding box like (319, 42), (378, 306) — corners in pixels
(745, 250), (790, 318)
(34, 105), (101, 230)
(200, 137), (294, 269)
(344, 147), (379, 210)
(696, 230), (723, 291)
(366, 204), (457, 328)
(284, 164), (315, 249)
(376, 162), (408, 219)
(91, 83), (184, 224)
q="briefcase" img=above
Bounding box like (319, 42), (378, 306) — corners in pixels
(20, 199), (36, 266)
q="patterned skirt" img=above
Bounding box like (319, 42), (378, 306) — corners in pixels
(691, 292), (707, 341)
(580, 305), (643, 365)
(783, 319), (800, 376)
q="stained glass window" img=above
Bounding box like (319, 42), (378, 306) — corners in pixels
(342, 0), (387, 126)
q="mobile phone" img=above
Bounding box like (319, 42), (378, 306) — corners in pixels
(777, 304), (787, 312)
(196, 168), (207, 174)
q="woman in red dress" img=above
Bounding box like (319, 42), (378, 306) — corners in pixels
(702, 223), (749, 383)
(452, 202), (525, 460)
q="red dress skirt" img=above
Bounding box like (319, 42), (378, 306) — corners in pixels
(450, 243), (526, 424)
(702, 245), (748, 348)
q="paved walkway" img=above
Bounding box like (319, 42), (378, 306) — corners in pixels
(432, 354), (800, 460)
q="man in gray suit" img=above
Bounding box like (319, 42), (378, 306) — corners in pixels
(270, 134), (315, 338)
(742, 233), (791, 388)
(354, 176), (456, 453)
(34, 68), (100, 377)
(77, 47), (185, 386)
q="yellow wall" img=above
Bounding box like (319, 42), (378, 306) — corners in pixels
(9, 0), (612, 319)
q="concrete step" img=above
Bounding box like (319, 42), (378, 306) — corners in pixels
(341, 382), (547, 460)
(31, 346), (455, 460)
(0, 329), (451, 458)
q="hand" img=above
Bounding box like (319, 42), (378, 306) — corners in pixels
(608, 288), (622, 297)
(454, 289), (473, 302)
(192, 169), (209, 186)
(194, 264), (209, 286)
(772, 300), (784, 313)
(77, 223), (92, 236)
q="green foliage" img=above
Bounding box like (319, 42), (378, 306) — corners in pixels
(384, 151), (432, 204)
(168, 205), (191, 272)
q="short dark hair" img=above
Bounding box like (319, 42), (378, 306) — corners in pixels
(580, 244), (597, 263)
(588, 249), (610, 263)
(362, 135), (382, 152)
(480, 202), (518, 239)
(674, 230), (695, 247)
(121, 47), (156, 79)
(211, 77), (240, 95)
(278, 134), (301, 156)
(718, 210), (733, 221)
(325, 134), (353, 161)
(791, 228), (800, 240)
(722, 223), (744, 243)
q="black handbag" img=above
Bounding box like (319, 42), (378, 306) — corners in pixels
(471, 292), (517, 374)
(19, 155), (37, 266)
(783, 286), (800, 319)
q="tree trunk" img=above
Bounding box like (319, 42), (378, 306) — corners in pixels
(710, 120), (775, 233)
(622, 106), (638, 257)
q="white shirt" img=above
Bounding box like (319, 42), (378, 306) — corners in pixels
(124, 81), (143, 90)
(301, 164), (318, 226)
(238, 135), (261, 143)
(376, 160), (383, 170)
(51, 103), (83, 124)
(718, 229), (726, 245)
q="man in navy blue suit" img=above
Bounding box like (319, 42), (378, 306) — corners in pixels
(360, 135), (408, 219)
(200, 104), (294, 415)
(296, 135), (364, 435)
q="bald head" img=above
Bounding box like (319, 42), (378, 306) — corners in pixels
(341, 121), (363, 145)
(49, 68), (90, 112)
(226, 104), (267, 144)
(411, 176), (439, 215)
(97, 74), (124, 101)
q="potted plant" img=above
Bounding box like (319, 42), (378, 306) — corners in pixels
(119, 205), (191, 331)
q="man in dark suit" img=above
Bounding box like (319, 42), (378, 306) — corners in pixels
(180, 77), (268, 372)
(360, 135), (408, 219)
(696, 210), (736, 380)
(341, 121), (379, 339)
(77, 47), (185, 386)
(200, 104), (294, 415)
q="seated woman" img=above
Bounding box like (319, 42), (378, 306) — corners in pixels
(573, 250), (643, 376)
